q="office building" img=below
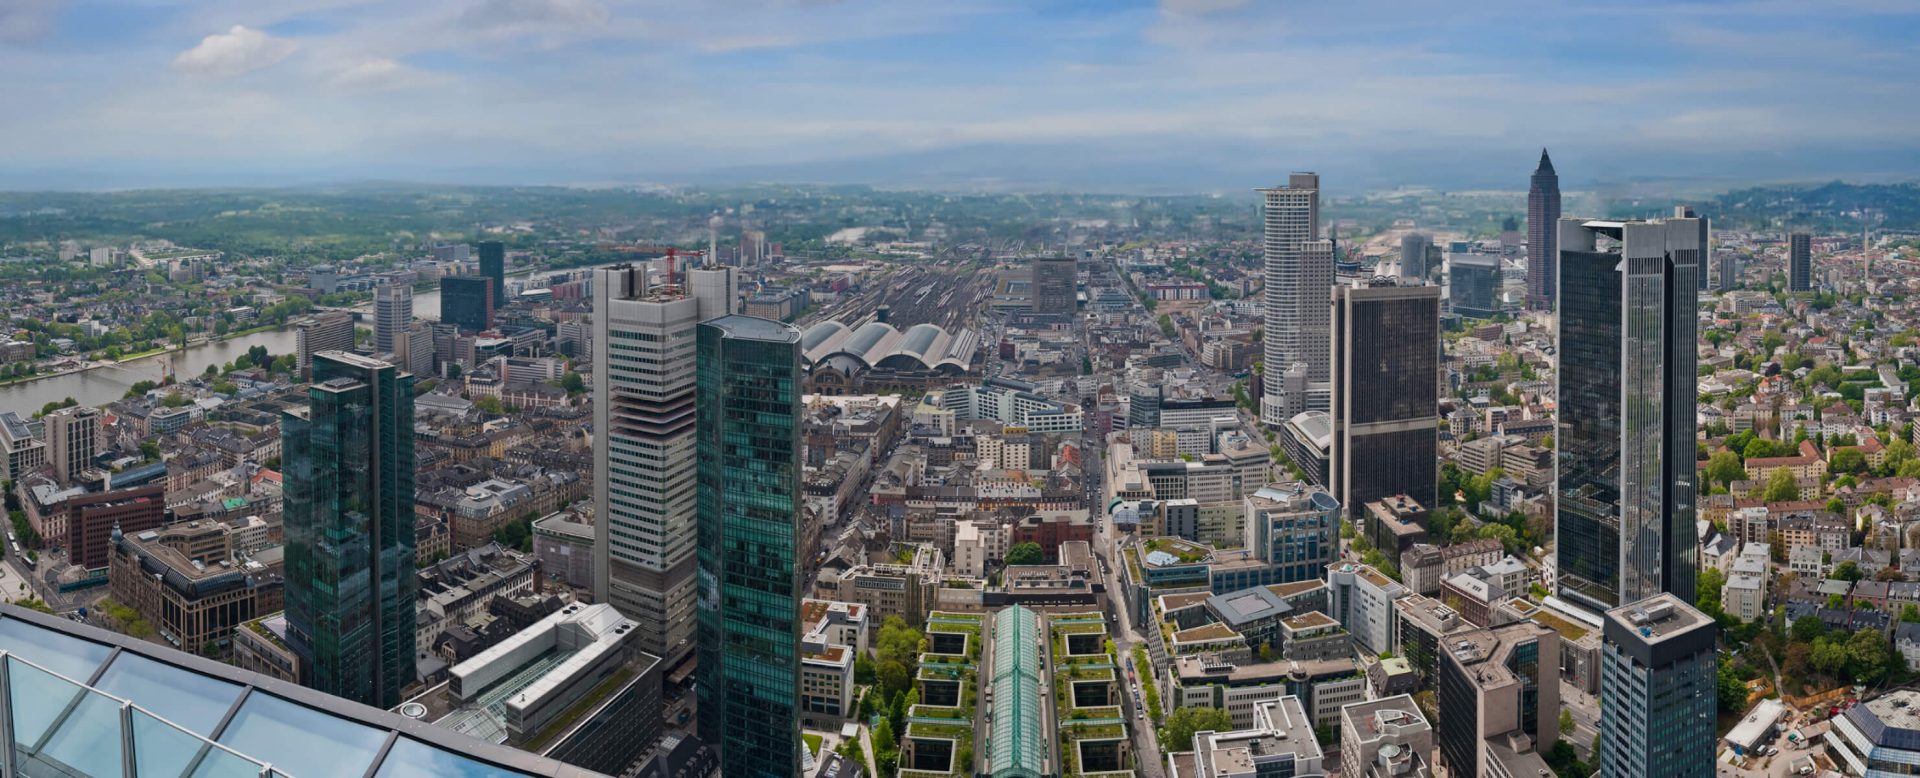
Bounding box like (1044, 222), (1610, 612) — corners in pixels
(44, 406), (100, 483)
(1832, 689), (1920, 777)
(1260, 173), (1333, 427)
(1555, 216), (1702, 613)
(1327, 562), (1408, 656)
(282, 352), (416, 708)
(0, 411), (46, 482)
(64, 483), (165, 570)
(1436, 620), (1559, 778)
(0, 603), (601, 777)
(293, 311), (355, 379)
(478, 240), (507, 301)
(1716, 250), (1739, 292)
(440, 275), (495, 333)
(1243, 482), (1340, 583)
(1031, 255), (1078, 316)
(1676, 206), (1710, 290)
(400, 320), (435, 378)
(1341, 695), (1434, 778)
(694, 314), (804, 778)
(1526, 149), (1560, 310)
(590, 264), (734, 667)
(108, 520), (283, 657)
(1400, 233), (1432, 282)
(373, 283), (411, 355)
(1788, 232), (1811, 292)
(1449, 253), (1501, 319)
(1597, 594), (1716, 778)
(1331, 281), (1439, 521)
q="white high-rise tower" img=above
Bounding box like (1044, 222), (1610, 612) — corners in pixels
(1259, 173), (1333, 427)
(591, 262), (735, 667)
(373, 283), (412, 355)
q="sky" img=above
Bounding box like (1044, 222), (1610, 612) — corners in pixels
(4, 0), (1920, 192)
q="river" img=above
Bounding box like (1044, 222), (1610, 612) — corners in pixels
(0, 263), (597, 415)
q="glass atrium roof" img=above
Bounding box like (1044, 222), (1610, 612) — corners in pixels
(0, 605), (605, 778)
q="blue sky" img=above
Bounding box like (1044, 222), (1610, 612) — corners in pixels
(3, 0), (1919, 191)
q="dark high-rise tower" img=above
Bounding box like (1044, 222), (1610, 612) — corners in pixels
(1788, 232), (1812, 292)
(1030, 255), (1078, 316)
(478, 240), (507, 303)
(1330, 280), (1440, 521)
(440, 275), (495, 333)
(1675, 207), (1710, 290)
(1555, 216), (1702, 614)
(695, 314), (803, 778)
(282, 351), (416, 709)
(1526, 149), (1561, 310)
(1399, 233), (1432, 282)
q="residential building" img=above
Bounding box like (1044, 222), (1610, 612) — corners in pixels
(1031, 255), (1078, 316)
(1341, 695), (1434, 778)
(1260, 173), (1333, 426)
(1436, 620), (1559, 778)
(1722, 542), (1769, 622)
(1556, 215), (1703, 613)
(1526, 149), (1560, 310)
(1597, 594), (1717, 778)
(0, 411), (46, 482)
(694, 314), (804, 778)
(282, 351), (416, 708)
(1331, 281), (1440, 520)
(591, 264), (735, 667)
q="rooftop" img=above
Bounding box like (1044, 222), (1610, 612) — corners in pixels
(1603, 592), (1712, 645)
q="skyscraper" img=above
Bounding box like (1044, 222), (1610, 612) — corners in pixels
(1598, 594), (1717, 778)
(1399, 233), (1432, 282)
(281, 351), (415, 709)
(294, 311), (355, 379)
(1031, 255), (1078, 316)
(1526, 149), (1561, 310)
(1555, 215), (1702, 614)
(1675, 206), (1710, 290)
(591, 264), (734, 667)
(695, 314), (803, 778)
(1436, 620), (1559, 778)
(1716, 250), (1739, 293)
(1788, 232), (1812, 292)
(1330, 281), (1440, 521)
(440, 275), (495, 333)
(1260, 173), (1333, 427)
(373, 283), (411, 355)
(44, 406), (99, 483)
(478, 240), (507, 302)
(1448, 253), (1502, 319)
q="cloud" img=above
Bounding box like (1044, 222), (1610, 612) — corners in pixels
(457, 0), (608, 31)
(173, 25), (298, 77)
(327, 57), (417, 89)
(0, 0), (59, 44)
(1159, 0), (1248, 15)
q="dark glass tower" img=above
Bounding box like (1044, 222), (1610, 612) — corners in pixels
(1555, 216), (1702, 614)
(1526, 149), (1561, 310)
(1330, 281), (1440, 521)
(478, 240), (507, 302)
(1788, 232), (1812, 292)
(440, 275), (495, 333)
(282, 351), (415, 708)
(694, 314), (803, 778)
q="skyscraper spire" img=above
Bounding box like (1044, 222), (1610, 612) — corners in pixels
(1536, 147), (1555, 175)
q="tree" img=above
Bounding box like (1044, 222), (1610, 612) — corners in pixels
(1717, 654), (1748, 712)
(1901, 603), (1920, 624)
(1559, 708), (1575, 735)
(1003, 542), (1045, 566)
(446, 362), (463, 379)
(1696, 567), (1725, 618)
(1162, 707), (1233, 750)
(1762, 467), (1799, 502)
(1832, 560), (1865, 583)
(559, 371), (586, 394)
(1706, 451), (1745, 488)
(854, 654), (877, 685)
(1848, 629), (1892, 683)
(473, 395), (504, 415)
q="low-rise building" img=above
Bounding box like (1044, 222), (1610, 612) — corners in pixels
(108, 521), (284, 656)
(1340, 694), (1434, 778)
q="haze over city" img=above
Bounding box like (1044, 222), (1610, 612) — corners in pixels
(5, 0), (1920, 190)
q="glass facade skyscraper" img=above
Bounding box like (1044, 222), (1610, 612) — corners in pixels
(478, 240), (507, 302)
(1555, 216), (1702, 614)
(694, 314), (803, 778)
(440, 275), (495, 333)
(282, 351), (416, 709)
(1598, 594), (1717, 778)
(1330, 281), (1440, 520)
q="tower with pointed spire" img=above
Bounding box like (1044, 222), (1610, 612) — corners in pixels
(1527, 149), (1561, 310)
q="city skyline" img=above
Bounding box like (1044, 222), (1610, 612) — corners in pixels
(3, 2), (1919, 190)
